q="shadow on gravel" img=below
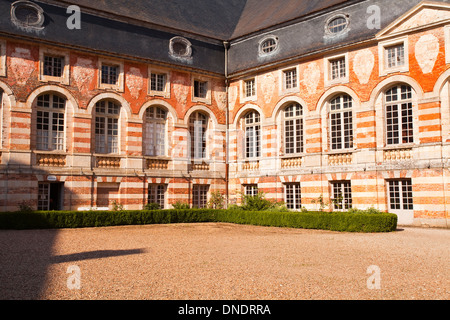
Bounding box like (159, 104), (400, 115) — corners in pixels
(51, 249), (148, 263)
(0, 229), (147, 300)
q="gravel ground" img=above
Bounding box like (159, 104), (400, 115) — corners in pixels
(0, 223), (448, 300)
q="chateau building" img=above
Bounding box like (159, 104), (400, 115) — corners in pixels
(0, 0), (449, 228)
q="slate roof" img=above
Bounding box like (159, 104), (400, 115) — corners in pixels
(52, 0), (353, 40)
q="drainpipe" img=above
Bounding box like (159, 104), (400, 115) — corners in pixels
(223, 41), (230, 208)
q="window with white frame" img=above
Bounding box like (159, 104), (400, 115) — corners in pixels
(95, 100), (120, 154)
(150, 73), (166, 92)
(379, 38), (408, 75)
(330, 57), (346, 80)
(99, 59), (124, 91)
(144, 106), (167, 157)
(259, 37), (278, 56)
(194, 80), (208, 99)
(193, 185), (209, 208)
(331, 181), (352, 210)
(36, 94), (66, 151)
(388, 179), (413, 211)
(385, 85), (413, 145)
(43, 54), (64, 78)
(148, 184), (166, 209)
(330, 94), (353, 150)
(386, 44), (405, 69)
(39, 48), (69, 84)
(101, 64), (119, 85)
(285, 183), (301, 210)
(325, 53), (349, 86)
(189, 111), (208, 160)
(283, 68), (297, 90)
(284, 103), (303, 154)
(244, 78), (256, 98)
(244, 111), (261, 158)
(244, 184), (258, 196)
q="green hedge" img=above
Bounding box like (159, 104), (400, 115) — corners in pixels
(0, 209), (397, 233)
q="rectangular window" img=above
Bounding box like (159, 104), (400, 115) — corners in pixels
(38, 183), (50, 211)
(148, 184), (166, 209)
(388, 179), (413, 211)
(36, 111), (65, 151)
(386, 85), (413, 145)
(244, 184), (258, 196)
(101, 64), (119, 85)
(330, 58), (346, 80)
(43, 55), (64, 77)
(330, 110), (353, 150)
(332, 181), (352, 210)
(284, 69), (297, 90)
(386, 44), (405, 69)
(193, 185), (209, 209)
(194, 80), (207, 98)
(285, 183), (301, 210)
(244, 79), (256, 97)
(245, 125), (261, 158)
(150, 73), (166, 92)
(95, 117), (118, 154)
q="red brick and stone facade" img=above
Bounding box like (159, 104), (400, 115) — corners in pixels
(0, 0), (449, 227)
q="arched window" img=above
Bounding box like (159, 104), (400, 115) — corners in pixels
(244, 111), (261, 158)
(284, 103), (303, 154)
(189, 111), (208, 160)
(36, 93), (66, 151)
(144, 106), (167, 156)
(330, 94), (353, 150)
(385, 85), (413, 145)
(95, 100), (120, 154)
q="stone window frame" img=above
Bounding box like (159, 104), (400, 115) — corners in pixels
(258, 35), (279, 57)
(239, 76), (257, 103)
(279, 65), (300, 95)
(10, 0), (45, 30)
(39, 47), (70, 85)
(0, 39), (6, 77)
(378, 36), (409, 76)
(148, 67), (170, 98)
(284, 182), (302, 210)
(98, 58), (125, 92)
(325, 14), (350, 37)
(324, 52), (349, 87)
(330, 180), (352, 211)
(191, 75), (211, 104)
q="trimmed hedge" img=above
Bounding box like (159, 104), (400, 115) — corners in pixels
(0, 209), (398, 233)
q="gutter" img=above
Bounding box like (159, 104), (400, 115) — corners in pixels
(223, 40), (230, 208)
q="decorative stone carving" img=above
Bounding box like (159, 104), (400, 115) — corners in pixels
(353, 49), (374, 84)
(415, 34), (439, 74)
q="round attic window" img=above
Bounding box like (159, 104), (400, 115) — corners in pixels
(259, 36), (279, 56)
(11, 1), (45, 29)
(326, 15), (349, 35)
(169, 37), (192, 58)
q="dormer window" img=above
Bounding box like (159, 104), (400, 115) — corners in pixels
(259, 36), (279, 56)
(11, 1), (45, 30)
(325, 14), (349, 36)
(169, 37), (192, 60)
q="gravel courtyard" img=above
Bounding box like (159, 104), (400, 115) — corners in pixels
(0, 223), (448, 300)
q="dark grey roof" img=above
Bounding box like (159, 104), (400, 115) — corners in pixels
(53, 0), (353, 40)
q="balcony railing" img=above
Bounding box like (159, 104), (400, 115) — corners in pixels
(242, 160), (260, 171)
(189, 161), (210, 171)
(96, 156), (121, 169)
(384, 148), (413, 162)
(328, 153), (353, 166)
(281, 157), (303, 169)
(36, 153), (66, 167)
(147, 159), (170, 170)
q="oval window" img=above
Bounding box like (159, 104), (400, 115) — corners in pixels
(327, 16), (348, 34)
(169, 37), (192, 59)
(11, 1), (45, 29)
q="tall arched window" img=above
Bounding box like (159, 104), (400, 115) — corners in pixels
(36, 93), (66, 151)
(330, 94), (353, 150)
(385, 84), (413, 145)
(245, 111), (261, 158)
(144, 106), (167, 156)
(284, 103), (303, 154)
(189, 111), (208, 160)
(95, 100), (120, 154)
